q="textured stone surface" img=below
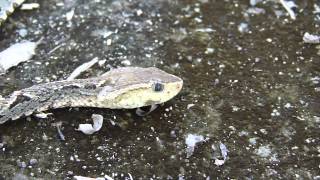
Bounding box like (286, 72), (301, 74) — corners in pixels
(0, 0), (319, 179)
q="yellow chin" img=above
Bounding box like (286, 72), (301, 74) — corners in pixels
(113, 81), (183, 109)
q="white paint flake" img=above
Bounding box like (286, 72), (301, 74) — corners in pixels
(20, 3), (40, 10)
(76, 114), (104, 135)
(279, 0), (297, 20)
(67, 57), (99, 80)
(303, 32), (320, 44)
(213, 142), (229, 166)
(187, 104), (195, 109)
(255, 145), (272, 158)
(0, 39), (42, 75)
(35, 112), (53, 119)
(121, 60), (131, 66)
(185, 134), (206, 157)
(66, 8), (75, 21)
(195, 28), (214, 33)
(91, 29), (113, 38)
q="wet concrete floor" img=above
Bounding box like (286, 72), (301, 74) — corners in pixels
(0, 0), (319, 179)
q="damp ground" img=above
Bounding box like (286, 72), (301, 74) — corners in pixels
(0, 0), (319, 179)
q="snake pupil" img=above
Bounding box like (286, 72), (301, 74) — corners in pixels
(153, 82), (164, 92)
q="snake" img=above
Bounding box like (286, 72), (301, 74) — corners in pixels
(0, 67), (183, 124)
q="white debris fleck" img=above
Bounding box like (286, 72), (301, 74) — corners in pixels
(260, 129), (268, 135)
(219, 142), (228, 160)
(303, 32), (320, 44)
(0, 39), (41, 75)
(255, 145), (272, 158)
(249, 137), (258, 145)
(213, 143), (228, 166)
(34, 76), (43, 83)
(67, 57), (99, 80)
(238, 22), (249, 33)
(136, 9), (143, 16)
(214, 159), (225, 166)
(20, 3), (40, 10)
(98, 59), (107, 66)
(232, 105), (240, 112)
(146, 19), (153, 25)
(219, 64), (225, 69)
(121, 60), (131, 66)
(128, 173), (133, 180)
(195, 28), (215, 33)
(194, 17), (202, 23)
(35, 112), (52, 119)
(284, 103), (292, 108)
(266, 38), (272, 42)
(91, 114), (103, 131)
(314, 3), (320, 14)
(246, 7), (266, 15)
(211, 142), (229, 166)
(187, 104), (195, 109)
(66, 8), (75, 21)
(238, 131), (248, 138)
(77, 124), (97, 135)
(56, 2), (64, 6)
(17, 29), (28, 37)
(279, 0), (297, 20)
(185, 134), (206, 157)
(76, 114), (103, 135)
(91, 29), (113, 38)
(103, 175), (114, 180)
(310, 76), (320, 84)
(271, 109), (280, 116)
(205, 47), (214, 54)
(106, 39), (112, 46)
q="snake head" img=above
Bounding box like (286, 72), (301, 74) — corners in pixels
(97, 67), (183, 109)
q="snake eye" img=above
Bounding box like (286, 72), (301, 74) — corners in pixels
(153, 82), (164, 92)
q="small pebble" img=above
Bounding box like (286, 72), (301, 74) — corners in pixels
(29, 159), (38, 165)
(106, 39), (112, 46)
(17, 161), (27, 168)
(136, 9), (143, 16)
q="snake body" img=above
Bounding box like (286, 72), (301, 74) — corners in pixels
(0, 67), (183, 124)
